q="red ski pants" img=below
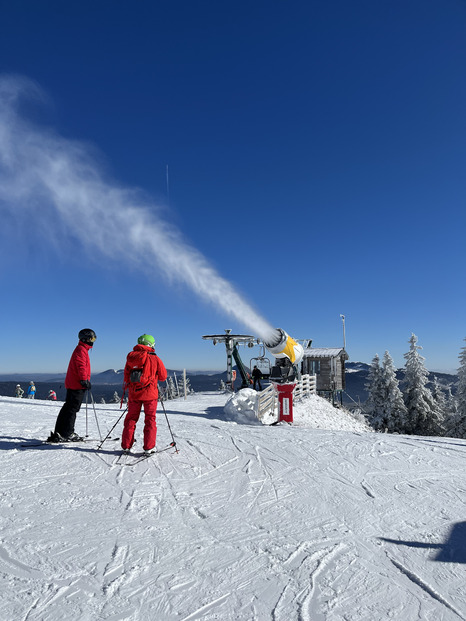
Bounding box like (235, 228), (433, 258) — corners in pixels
(121, 400), (158, 451)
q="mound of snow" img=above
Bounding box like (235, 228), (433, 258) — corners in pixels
(293, 393), (372, 432)
(223, 388), (262, 424)
(225, 388), (372, 432)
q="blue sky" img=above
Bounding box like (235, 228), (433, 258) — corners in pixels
(0, 0), (465, 374)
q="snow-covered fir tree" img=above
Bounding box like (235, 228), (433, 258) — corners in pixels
(184, 376), (193, 395)
(429, 376), (448, 436)
(445, 385), (458, 418)
(169, 376), (178, 398)
(431, 376), (449, 418)
(377, 351), (408, 433)
(441, 385), (458, 436)
(402, 334), (441, 435)
(111, 391), (120, 403)
(451, 338), (466, 437)
(431, 376), (446, 408)
(172, 373), (180, 396)
(164, 376), (178, 400)
(365, 354), (385, 428)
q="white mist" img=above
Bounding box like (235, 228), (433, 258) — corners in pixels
(0, 76), (277, 342)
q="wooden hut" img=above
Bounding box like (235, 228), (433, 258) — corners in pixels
(300, 347), (349, 404)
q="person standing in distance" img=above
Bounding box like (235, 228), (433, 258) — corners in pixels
(27, 381), (36, 399)
(252, 365), (263, 391)
(121, 334), (167, 454)
(47, 329), (96, 443)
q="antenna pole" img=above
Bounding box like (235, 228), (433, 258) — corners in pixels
(340, 314), (346, 350)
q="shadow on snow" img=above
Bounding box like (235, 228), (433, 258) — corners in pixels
(380, 522), (466, 563)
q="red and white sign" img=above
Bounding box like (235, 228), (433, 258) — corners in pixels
(275, 383), (296, 423)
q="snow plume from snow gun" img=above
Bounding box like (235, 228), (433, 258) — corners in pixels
(0, 76), (278, 341)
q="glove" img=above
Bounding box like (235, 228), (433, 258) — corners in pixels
(80, 380), (92, 390)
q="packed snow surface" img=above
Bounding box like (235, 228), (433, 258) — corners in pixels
(1, 391), (466, 620)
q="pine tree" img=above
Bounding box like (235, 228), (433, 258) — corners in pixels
(453, 338), (466, 437)
(402, 334), (438, 435)
(378, 351), (408, 433)
(429, 376), (448, 436)
(112, 391), (120, 404)
(185, 376), (193, 394)
(365, 354), (385, 429)
(431, 376), (446, 407)
(442, 385), (458, 436)
(167, 376), (177, 399)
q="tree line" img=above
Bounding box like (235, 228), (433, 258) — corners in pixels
(365, 334), (466, 437)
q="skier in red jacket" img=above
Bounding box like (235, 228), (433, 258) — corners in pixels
(121, 334), (167, 454)
(47, 329), (96, 443)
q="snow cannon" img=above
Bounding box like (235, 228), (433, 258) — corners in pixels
(263, 329), (304, 370)
(263, 328), (304, 423)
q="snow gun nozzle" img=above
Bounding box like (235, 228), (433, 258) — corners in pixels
(263, 328), (286, 350)
(263, 328), (304, 366)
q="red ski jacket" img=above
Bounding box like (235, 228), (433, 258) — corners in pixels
(124, 344), (167, 402)
(65, 341), (92, 390)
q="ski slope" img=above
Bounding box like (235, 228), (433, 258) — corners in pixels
(1, 391), (465, 620)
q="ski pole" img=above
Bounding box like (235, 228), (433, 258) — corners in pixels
(159, 395), (178, 452)
(89, 390), (103, 441)
(85, 390), (89, 437)
(96, 406), (127, 450)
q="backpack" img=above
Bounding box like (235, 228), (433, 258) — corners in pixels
(127, 350), (155, 392)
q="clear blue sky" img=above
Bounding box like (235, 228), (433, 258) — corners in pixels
(0, 0), (465, 374)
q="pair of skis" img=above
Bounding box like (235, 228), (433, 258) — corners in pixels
(20, 437), (178, 465)
(20, 437), (120, 448)
(117, 442), (177, 466)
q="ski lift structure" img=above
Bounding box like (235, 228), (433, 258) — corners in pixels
(202, 329), (259, 390)
(250, 344), (272, 379)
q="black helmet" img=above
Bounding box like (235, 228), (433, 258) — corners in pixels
(78, 328), (97, 344)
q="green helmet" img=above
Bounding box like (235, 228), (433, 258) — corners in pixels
(138, 334), (155, 347)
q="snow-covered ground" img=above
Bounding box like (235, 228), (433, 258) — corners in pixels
(1, 391), (466, 620)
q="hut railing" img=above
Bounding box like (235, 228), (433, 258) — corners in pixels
(293, 374), (317, 400)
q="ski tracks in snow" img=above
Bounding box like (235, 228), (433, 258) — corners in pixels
(3, 397), (466, 620)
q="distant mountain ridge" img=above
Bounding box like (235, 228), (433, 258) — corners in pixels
(0, 368), (222, 383)
(0, 363), (458, 405)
